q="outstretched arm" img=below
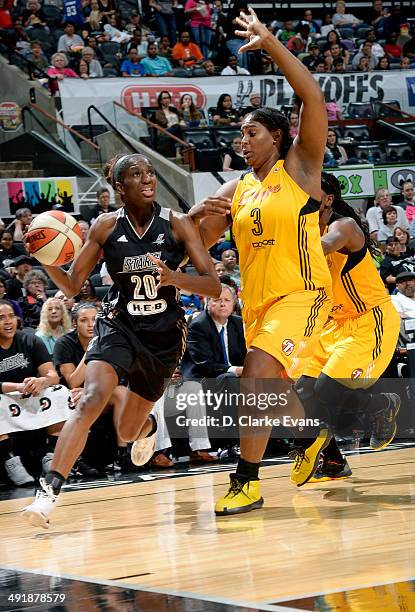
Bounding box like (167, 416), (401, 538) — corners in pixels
(321, 218), (365, 255)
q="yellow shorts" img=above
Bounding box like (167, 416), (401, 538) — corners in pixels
(304, 300), (400, 388)
(243, 288), (332, 380)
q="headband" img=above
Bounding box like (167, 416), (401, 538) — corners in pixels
(112, 155), (130, 183)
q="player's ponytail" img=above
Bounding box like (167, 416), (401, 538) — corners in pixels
(321, 172), (379, 258)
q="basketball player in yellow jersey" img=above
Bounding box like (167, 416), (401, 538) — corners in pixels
(189, 8), (334, 516)
(295, 173), (401, 484)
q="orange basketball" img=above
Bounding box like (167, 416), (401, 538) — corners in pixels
(26, 211), (83, 266)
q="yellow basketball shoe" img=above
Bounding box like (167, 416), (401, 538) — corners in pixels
(215, 474), (264, 516)
(289, 428), (332, 487)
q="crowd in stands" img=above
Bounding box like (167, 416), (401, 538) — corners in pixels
(1, 0), (415, 92)
(0, 172), (414, 488)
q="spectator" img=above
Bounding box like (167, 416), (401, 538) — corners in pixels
(36, 298), (72, 357)
(172, 30), (203, 68)
(103, 14), (132, 44)
(366, 188), (410, 240)
(221, 53), (250, 75)
(18, 269), (48, 329)
(302, 42), (322, 69)
(75, 57), (89, 79)
(158, 34), (173, 60)
(81, 46), (104, 77)
(242, 91), (262, 115)
(125, 11), (150, 39)
(403, 29), (415, 60)
(47, 52), (79, 94)
(286, 22), (311, 54)
(359, 31), (385, 61)
(58, 22), (84, 53)
(325, 99), (343, 121)
(394, 227), (414, 256)
(120, 47), (145, 76)
(179, 93), (205, 128)
(97, 0), (115, 20)
(221, 248), (239, 286)
(302, 8), (320, 38)
(275, 19), (295, 44)
(100, 261), (112, 285)
(22, 0), (49, 32)
(400, 56), (411, 69)
(396, 180), (415, 229)
(377, 205), (399, 242)
(332, 1), (361, 28)
(376, 55), (390, 70)
(379, 236), (406, 293)
(149, 0), (177, 45)
(0, 300), (63, 486)
(383, 32), (402, 59)
(391, 271), (415, 318)
(154, 90), (184, 153)
(74, 278), (100, 307)
(352, 41), (377, 70)
(325, 128), (348, 165)
(356, 56), (371, 72)
(126, 29), (148, 58)
(140, 42), (173, 75)
(0, 231), (25, 266)
(327, 41), (350, 68)
(84, 0), (102, 34)
(333, 57), (347, 72)
(320, 13), (335, 37)
(288, 111), (299, 138)
(370, 0), (390, 31)
(26, 41), (49, 73)
(54, 289), (75, 314)
(92, 187), (115, 219)
(0, 280), (22, 320)
(223, 136), (247, 171)
(224, 1), (249, 70)
(310, 58), (326, 73)
(63, 0), (84, 28)
(6, 255), (33, 301)
(397, 22), (411, 48)
(183, 0), (212, 59)
(0, 0), (13, 33)
(202, 58), (215, 75)
(212, 93), (241, 126)
(13, 207), (32, 242)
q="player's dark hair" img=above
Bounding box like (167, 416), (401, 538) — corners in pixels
(247, 108), (292, 158)
(104, 154), (150, 188)
(72, 301), (98, 321)
(321, 172), (379, 257)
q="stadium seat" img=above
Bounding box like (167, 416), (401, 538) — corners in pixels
(183, 129), (215, 149)
(355, 142), (385, 163)
(103, 67), (118, 77)
(42, 5), (62, 26)
(338, 27), (354, 40)
(195, 148), (223, 171)
(343, 124), (370, 140)
(341, 39), (355, 51)
(357, 26), (372, 39)
(347, 102), (373, 119)
(95, 286), (109, 300)
(395, 122), (415, 135)
(384, 142), (414, 162)
(372, 100), (402, 118)
(214, 129), (241, 148)
(90, 273), (103, 287)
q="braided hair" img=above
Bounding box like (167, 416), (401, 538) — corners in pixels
(321, 172), (379, 258)
(103, 154), (149, 189)
(246, 108), (292, 158)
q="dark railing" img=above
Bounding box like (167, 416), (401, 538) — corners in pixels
(87, 104), (190, 212)
(22, 105), (64, 151)
(30, 102), (100, 151)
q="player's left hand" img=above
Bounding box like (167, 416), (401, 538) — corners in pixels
(22, 377), (45, 397)
(147, 253), (176, 290)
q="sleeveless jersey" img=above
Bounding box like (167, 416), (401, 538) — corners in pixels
(231, 160), (331, 312)
(101, 204), (185, 332)
(326, 216), (390, 320)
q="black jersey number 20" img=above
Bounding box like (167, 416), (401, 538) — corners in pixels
(131, 274), (158, 300)
(250, 208), (263, 236)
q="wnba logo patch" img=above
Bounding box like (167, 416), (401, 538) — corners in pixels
(351, 368), (363, 380)
(282, 339), (294, 355)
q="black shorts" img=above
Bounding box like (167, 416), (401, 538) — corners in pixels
(86, 314), (187, 402)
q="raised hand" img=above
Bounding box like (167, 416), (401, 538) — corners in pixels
(235, 7), (271, 53)
(189, 196), (232, 224)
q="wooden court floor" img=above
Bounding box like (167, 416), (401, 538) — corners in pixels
(0, 446), (415, 610)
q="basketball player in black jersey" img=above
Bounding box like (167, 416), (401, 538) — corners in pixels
(22, 154), (221, 528)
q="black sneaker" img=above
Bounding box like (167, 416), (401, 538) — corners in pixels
(71, 458), (99, 478)
(308, 456), (352, 483)
(370, 393), (401, 451)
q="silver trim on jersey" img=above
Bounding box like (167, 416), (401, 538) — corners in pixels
(159, 207), (170, 221)
(124, 207), (156, 240)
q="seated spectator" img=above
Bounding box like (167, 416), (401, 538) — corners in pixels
(83, 0), (102, 35)
(58, 22), (84, 53)
(310, 58), (326, 73)
(356, 56), (371, 71)
(150, 367), (217, 467)
(26, 41), (49, 73)
(326, 99), (343, 121)
(6, 255), (33, 301)
(0, 0), (13, 36)
(302, 8), (320, 38)
(179, 93), (205, 128)
(92, 187), (116, 220)
(0, 230), (25, 266)
(0, 300), (65, 486)
(396, 180), (415, 228)
(126, 29), (148, 58)
(103, 14), (131, 44)
(97, 0), (115, 20)
(75, 57), (90, 79)
(379, 236), (406, 293)
(77, 219), (90, 244)
(202, 59), (215, 75)
(74, 278), (100, 308)
(221, 248), (240, 286)
(81, 47), (104, 77)
(22, 0), (49, 32)
(275, 19), (295, 44)
(325, 128), (348, 165)
(18, 270), (48, 329)
(370, 0), (390, 31)
(158, 35), (173, 60)
(302, 42), (322, 69)
(125, 11), (150, 39)
(360, 30), (385, 61)
(333, 57), (347, 72)
(154, 90), (184, 157)
(332, 1), (362, 28)
(36, 298), (72, 357)
(120, 47), (145, 76)
(394, 227), (414, 256)
(223, 136), (247, 172)
(213, 93), (241, 126)
(320, 13), (335, 38)
(391, 271), (415, 318)
(367, 188), (410, 240)
(13, 207), (32, 242)
(140, 42), (173, 75)
(286, 21), (311, 54)
(0, 279), (22, 320)
(376, 55), (390, 69)
(54, 289), (75, 315)
(242, 91), (262, 115)
(221, 54), (250, 75)
(288, 111), (299, 138)
(149, 0), (177, 46)
(86, 35), (105, 63)
(400, 56), (411, 69)
(352, 41), (377, 70)
(47, 53), (79, 94)
(377, 205), (399, 242)
(172, 30), (203, 69)
(383, 31), (402, 59)
(402, 29), (415, 60)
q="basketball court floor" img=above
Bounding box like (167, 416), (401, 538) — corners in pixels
(0, 442), (414, 611)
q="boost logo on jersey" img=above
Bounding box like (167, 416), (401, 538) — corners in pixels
(251, 239), (275, 248)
